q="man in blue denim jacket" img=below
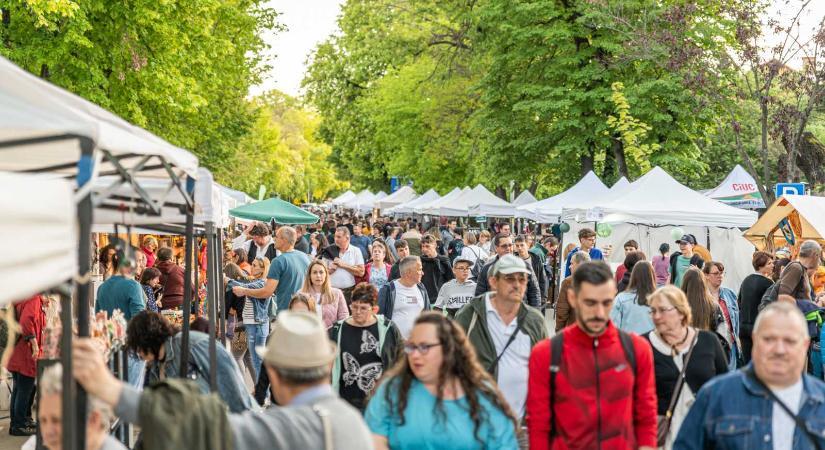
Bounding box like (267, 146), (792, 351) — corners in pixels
(675, 302), (825, 450)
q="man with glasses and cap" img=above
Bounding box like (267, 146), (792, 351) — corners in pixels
(70, 312), (372, 450)
(669, 234), (705, 287)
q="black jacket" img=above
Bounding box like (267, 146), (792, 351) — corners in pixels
(738, 274), (774, 337)
(420, 255), (454, 300)
(473, 255), (541, 307)
(526, 252), (547, 301)
(377, 281), (431, 319)
(669, 252), (705, 284)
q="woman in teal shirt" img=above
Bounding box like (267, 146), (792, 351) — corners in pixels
(365, 313), (519, 450)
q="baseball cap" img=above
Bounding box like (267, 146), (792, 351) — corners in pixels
(675, 235), (696, 245)
(452, 256), (475, 268)
(491, 254), (530, 276)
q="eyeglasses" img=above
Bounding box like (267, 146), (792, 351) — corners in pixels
(649, 306), (676, 316)
(454, 266), (471, 271)
(403, 342), (442, 355)
(498, 243), (513, 248)
(707, 271), (724, 276)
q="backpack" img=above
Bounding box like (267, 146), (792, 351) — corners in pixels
(548, 330), (637, 439)
(448, 239), (465, 264)
(759, 261), (804, 312)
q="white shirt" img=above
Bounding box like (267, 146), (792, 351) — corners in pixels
(328, 245), (365, 289)
(392, 280), (425, 339)
(484, 293), (531, 418)
(771, 378), (803, 450)
(460, 245), (489, 265)
(232, 235), (277, 259)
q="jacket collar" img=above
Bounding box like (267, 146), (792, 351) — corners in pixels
(566, 320), (619, 347)
(740, 364), (825, 404)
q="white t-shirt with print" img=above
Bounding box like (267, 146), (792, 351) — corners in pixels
(328, 245), (365, 289)
(391, 280), (425, 339)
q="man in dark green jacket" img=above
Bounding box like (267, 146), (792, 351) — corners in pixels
(455, 254), (548, 422)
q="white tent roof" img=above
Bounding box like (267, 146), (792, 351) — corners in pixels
(220, 186), (255, 207)
(0, 56), (198, 179)
(417, 187), (469, 215)
(612, 177), (630, 191)
(705, 165), (766, 209)
(516, 171), (610, 222)
(0, 172), (77, 305)
(387, 189), (440, 215)
(331, 190), (356, 205)
(343, 189), (377, 211)
(512, 190), (538, 206)
(743, 195), (825, 248)
(375, 186), (417, 210)
(465, 186), (516, 217)
(563, 167), (758, 227)
(93, 168), (236, 229)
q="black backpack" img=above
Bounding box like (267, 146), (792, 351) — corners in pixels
(759, 261), (804, 312)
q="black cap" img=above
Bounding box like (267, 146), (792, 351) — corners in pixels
(675, 235), (696, 245)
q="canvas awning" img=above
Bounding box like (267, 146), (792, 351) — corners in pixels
(705, 164), (765, 209)
(375, 186), (417, 210)
(416, 187), (469, 215)
(743, 195), (825, 249)
(387, 189), (440, 215)
(230, 197), (319, 225)
(517, 171), (610, 223)
(512, 190), (538, 206)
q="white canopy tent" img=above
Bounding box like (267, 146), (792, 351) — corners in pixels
(704, 164), (766, 209)
(387, 189), (441, 215)
(611, 177), (630, 191)
(375, 186), (417, 210)
(358, 191), (388, 213)
(331, 190), (356, 206)
(512, 190), (538, 206)
(220, 186), (255, 207)
(743, 195), (825, 250)
(0, 172), (77, 306)
(465, 185), (517, 218)
(343, 189), (376, 211)
(417, 187), (470, 216)
(562, 167), (758, 228)
(516, 171), (610, 222)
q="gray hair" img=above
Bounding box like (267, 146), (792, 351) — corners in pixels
(399, 256), (421, 275)
(571, 251), (592, 265)
(335, 226), (350, 237)
(799, 240), (822, 259)
(40, 364), (113, 427)
(278, 226), (297, 246)
(753, 302), (808, 340)
(272, 365), (330, 385)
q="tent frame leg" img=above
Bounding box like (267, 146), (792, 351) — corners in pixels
(179, 177), (196, 377)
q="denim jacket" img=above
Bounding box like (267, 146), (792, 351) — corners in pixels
(146, 331), (257, 413)
(674, 364), (825, 450)
(719, 287), (741, 369)
(227, 278), (272, 323)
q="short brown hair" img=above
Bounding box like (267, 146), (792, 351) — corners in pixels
(249, 222), (271, 237)
(702, 261), (724, 275)
(752, 251), (773, 271)
(578, 228), (596, 240)
(421, 234), (437, 245)
(351, 282), (378, 306)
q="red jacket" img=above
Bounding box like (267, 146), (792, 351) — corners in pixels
(8, 295), (45, 378)
(155, 260), (189, 309)
(526, 322), (657, 450)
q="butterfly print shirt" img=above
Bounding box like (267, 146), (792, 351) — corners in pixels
(339, 322), (383, 411)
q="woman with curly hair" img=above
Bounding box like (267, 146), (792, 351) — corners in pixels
(365, 312), (519, 449)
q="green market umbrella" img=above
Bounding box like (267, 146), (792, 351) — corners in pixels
(229, 197), (319, 225)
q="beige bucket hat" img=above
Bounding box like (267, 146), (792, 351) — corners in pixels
(256, 311), (337, 369)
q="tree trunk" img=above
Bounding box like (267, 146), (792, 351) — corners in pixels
(602, 145), (615, 181)
(580, 146), (594, 176)
(528, 180), (538, 195)
(612, 137), (629, 179)
(494, 186), (507, 200)
(760, 99), (771, 184)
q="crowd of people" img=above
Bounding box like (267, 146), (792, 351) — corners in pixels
(10, 210), (825, 450)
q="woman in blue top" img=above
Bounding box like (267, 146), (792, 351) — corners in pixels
(365, 312), (519, 450)
(611, 261), (656, 334)
(139, 267), (162, 312)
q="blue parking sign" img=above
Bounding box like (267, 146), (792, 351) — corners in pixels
(774, 183), (805, 198)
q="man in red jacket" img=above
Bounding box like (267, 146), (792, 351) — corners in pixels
(527, 261), (657, 450)
(8, 294), (45, 436)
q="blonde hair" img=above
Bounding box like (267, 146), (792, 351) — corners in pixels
(301, 260), (336, 305)
(142, 235), (158, 248)
(251, 257), (270, 280)
(648, 285), (692, 327)
(289, 292), (317, 312)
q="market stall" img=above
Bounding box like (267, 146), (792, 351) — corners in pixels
(743, 194), (825, 251)
(229, 197), (320, 224)
(374, 186), (417, 211)
(416, 187), (469, 215)
(516, 171), (610, 222)
(387, 188), (440, 216)
(705, 164), (766, 209)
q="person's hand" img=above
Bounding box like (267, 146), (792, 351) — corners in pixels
(31, 340), (39, 358)
(72, 338), (122, 407)
(816, 292), (825, 307)
(232, 285), (246, 296)
(332, 258), (342, 270)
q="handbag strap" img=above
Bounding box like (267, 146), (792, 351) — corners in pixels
(747, 368), (823, 450)
(488, 318), (523, 374)
(664, 331), (698, 417)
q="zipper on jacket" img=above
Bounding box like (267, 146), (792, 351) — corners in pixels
(594, 337), (602, 450)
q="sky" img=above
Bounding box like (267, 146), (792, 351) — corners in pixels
(252, 1), (825, 98)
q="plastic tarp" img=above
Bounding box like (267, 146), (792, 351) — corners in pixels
(562, 167), (758, 228)
(387, 189), (440, 215)
(331, 190), (356, 205)
(704, 165), (766, 209)
(375, 186), (417, 210)
(93, 168), (234, 228)
(513, 190), (538, 206)
(416, 187), (469, 216)
(516, 171), (610, 223)
(0, 172), (77, 305)
(0, 56), (198, 179)
(743, 195), (825, 249)
(230, 197), (319, 225)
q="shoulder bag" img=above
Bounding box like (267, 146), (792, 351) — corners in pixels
(657, 332), (697, 446)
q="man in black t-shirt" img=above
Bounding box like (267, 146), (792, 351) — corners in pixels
(329, 283), (402, 411)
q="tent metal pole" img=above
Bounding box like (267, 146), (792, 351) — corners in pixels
(217, 229), (226, 344)
(59, 290), (76, 450)
(205, 222), (218, 391)
(179, 177), (196, 377)
(74, 136), (95, 450)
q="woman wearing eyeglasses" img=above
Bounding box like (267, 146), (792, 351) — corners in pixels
(365, 312), (519, 450)
(644, 286), (728, 449)
(703, 261), (741, 370)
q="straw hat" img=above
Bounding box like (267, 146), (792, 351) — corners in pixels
(256, 312), (337, 369)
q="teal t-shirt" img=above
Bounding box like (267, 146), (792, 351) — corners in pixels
(267, 250), (311, 311)
(95, 275), (146, 320)
(365, 379), (518, 450)
(673, 255), (692, 287)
